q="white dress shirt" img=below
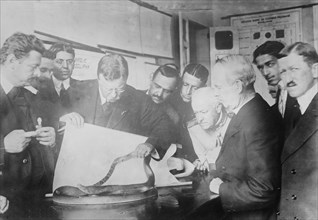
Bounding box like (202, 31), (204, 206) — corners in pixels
(297, 82), (318, 115)
(52, 76), (70, 96)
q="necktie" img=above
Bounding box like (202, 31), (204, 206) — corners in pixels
(60, 83), (70, 107)
(291, 99), (301, 128)
(284, 98), (301, 138)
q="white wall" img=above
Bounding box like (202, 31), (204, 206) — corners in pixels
(0, 0), (173, 58)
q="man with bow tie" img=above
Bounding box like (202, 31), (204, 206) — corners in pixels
(0, 32), (57, 216)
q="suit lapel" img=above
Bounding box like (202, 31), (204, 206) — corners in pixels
(281, 94), (318, 163)
(218, 114), (240, 156)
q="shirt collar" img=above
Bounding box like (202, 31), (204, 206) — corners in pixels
(24, 86), (38, 94)
(52, 75), (70, 90)
(231, 94), (255, 115)
(297, 82), (318, 114)
(0, 74), (14, 94)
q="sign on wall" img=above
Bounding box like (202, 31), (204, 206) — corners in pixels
(231, 9), (302, 60)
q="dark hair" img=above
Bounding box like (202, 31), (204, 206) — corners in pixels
(42, 50), (55, 60)
(153, 63), (180, 80)
(182, 63), (209, 85)
(280, 42), (318, 66)
(0, 32), (45, 64)
(48, 42), (75, 58)
(97, 53), (128, 80)
(253, 41), (285, 64)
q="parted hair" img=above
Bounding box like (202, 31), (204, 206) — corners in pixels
(280, 42), (318, 67)
(97, 53), (129, 80)
(48, 42), (75, 58)
(42, 49), (55, 60)
(153, 63), (180, 80)
(0, 32), (45, 64)
(182, 63), (209, 85)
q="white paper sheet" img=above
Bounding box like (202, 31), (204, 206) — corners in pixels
(53, 123), (193, 192)
(53, 123), (148, 191)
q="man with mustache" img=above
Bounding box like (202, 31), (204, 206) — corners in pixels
(0, 32), (56, 216)
(277, 42), (318, 220)
(44, 43), (76, 109)
(147, 64), (180, 125)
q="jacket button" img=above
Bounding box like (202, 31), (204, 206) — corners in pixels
(291, 195), (297, 200)
(22, 159), (28, 164)
(222, 166), (226, 170)
(290, 169), (296, 174)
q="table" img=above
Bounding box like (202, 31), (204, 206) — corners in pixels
(1, 172), (219, 220)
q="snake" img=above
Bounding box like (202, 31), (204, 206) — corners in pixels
(54, 152), (155, 197)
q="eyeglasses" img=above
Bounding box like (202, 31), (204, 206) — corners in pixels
(103, 86), (126, 95)
(54, 59), (74, 66)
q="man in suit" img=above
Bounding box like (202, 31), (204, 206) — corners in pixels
(0, 33), (56, 215)
(37, 43), (84, 138)
(39, 43), (78, 111)
(70, 53), (175, 159)
(169, 63), (209, 165)
(199, 55), (282, 219)
(277, 42), (318, 220)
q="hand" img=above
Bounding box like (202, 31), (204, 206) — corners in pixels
(59, 112), (84, 130)
(193, 159), (209, 172)
(35, 127), (56, 147)
(209, 177), (223, 194)
(4, 130), (36, 153)
(0, 195), (9, 214)
(134, 143), (154, 158)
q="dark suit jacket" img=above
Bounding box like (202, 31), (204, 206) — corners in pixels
(37, 77), (82, 117)
(278, 93), (318, 220)
(0, 85), (56, 201)
(69, 80), (175, 158)
(214, 94), (283, 220)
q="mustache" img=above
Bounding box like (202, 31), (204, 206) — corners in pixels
(287, 81), (297, 87)
(152, 94), (162, 100)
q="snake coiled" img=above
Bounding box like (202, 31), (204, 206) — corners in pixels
(54, 152), (155, 197)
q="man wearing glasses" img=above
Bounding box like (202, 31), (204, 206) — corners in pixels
(43, 43), (76, 109)
(69, 53), (175, 158)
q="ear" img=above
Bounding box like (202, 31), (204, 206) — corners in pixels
(311, 63), (318, 79)
(216, 103), (222, 113)
(149, 71), (155, 81)
(234, 79), (243, 94)
(6, 54), (18, 70)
